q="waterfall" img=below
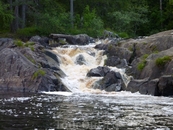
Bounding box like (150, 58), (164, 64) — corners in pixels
(52, 40), (131, 94)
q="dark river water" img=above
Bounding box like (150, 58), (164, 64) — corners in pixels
(0, 91), (173, 130)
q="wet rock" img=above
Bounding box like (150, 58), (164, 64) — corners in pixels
(105, 83), (122, 92)
(44, 50), (59, 65)
(75, 54), (86, 65)
(139, 79), (159, 96)
(92, 71), (123, 92)
(95, 43), (108, 50)
(126, 78), (149, 93)
(87, 66), (110, 77)
(105, 56), (121, 66)
(158, 75), (173, 96)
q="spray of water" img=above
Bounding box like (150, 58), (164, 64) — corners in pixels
(52, 41), (131, 94)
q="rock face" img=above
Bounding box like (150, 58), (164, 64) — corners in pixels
(158, 75), (173, 96)
(89, 69), (125, 92)
(49, 34), (93, 45)
(0, 37), (68, 92)
(95, 43), (131, 68)
(87, 66), (110, 77)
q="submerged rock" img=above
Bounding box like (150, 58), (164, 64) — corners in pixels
(75, 54), (86, 65)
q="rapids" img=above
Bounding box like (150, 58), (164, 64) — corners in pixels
(52, 40), (129, 93)
(1, 40), (173, 130)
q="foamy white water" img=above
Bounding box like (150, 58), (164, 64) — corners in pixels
(52, 40), (130, 94)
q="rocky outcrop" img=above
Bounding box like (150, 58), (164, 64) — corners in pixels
(87, 66), (110, 77)
(94, 30), (173, 96)
(90, 69), (125, 92)
(0, 37), (68, 92)
(49, 34), (93, 45)
(95, 43), (131, 67)
(126, 75), (173, 96)
(158, 75), (173, 96)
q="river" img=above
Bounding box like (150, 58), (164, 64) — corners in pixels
(1, 40), (173, 130)
(0, 92), (173, 130)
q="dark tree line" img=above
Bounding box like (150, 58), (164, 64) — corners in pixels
(0, 0), (173, 37)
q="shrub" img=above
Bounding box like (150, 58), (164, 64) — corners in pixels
(137, 60), (147, 71)
(118, 32), (129, 38)
(17, 27), (38, 37)
(24, 42), (35, 47)
(155, 56), (172, 67)
(32, 69), (46, 79)
(137, 54), (149, 71)
(14, 40), (24, 47)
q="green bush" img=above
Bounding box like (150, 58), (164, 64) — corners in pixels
(137, 60), (147, 71)
(24, 42), (35, 51)
(14, 40), (24, 47)
(155, 56), (172, 67)
(32, 69), (46, 79)
(137, 54), (149, 71)
(17, 27), (38, 37)
(118, 32), (129, 38)
(24, 42), (35, 47)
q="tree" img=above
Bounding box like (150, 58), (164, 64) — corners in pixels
(0, 1), (13, 30)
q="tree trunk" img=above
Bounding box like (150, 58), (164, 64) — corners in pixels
(8, 0), (15, 32)
(21, 0), (26, 28)
(14, 0), (19, 31)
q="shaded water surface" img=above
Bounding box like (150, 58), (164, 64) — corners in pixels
(0, 92), (173, 130)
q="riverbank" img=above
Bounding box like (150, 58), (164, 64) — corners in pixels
(0, 30), (173, 96)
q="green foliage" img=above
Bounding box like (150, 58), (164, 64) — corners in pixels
(32, 69), (46, 79)
(137, 61), (146, 71)
(155, 56), (172, 67)
(14, 40), (24, 47)
(142, 54), (149, 59)
(118, 32), (129, 38)
(137, 54), (149, 71)
(24, 42), (35, 51)
(1, 0), (173, 37)
(17, 27), (39, 37)
(73, 5), (104, 37)
(0, 1), (13, 30)
(24, 42), (35, 47)
(36, 12), (71, 35)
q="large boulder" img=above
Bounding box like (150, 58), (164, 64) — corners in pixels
(158, 75), (173, 96)
(139, 79), (159, 96)
(0, 38), (14, 51)
(92, 71), (124, 92)
(75, 54), (86, 65)
(87, 66), (110, 77)
(131, 47), (173, 79)
(49, 34), (92, 45)
(126, 78), (149, 93)
(0, 39), (68, 92)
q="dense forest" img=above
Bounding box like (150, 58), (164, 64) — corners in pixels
(0, 0), (173, 38)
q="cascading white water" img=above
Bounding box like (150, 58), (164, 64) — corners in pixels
(52, 40), (131, 94)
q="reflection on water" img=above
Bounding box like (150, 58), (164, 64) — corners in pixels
(0, 91), (173, 130)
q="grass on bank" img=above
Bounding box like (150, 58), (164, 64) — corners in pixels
(155, 56), (172, 67)
(137, 54), (149, 71)
(32, 69), (46, 79)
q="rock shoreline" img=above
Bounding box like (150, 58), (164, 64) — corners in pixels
(1, 30), (173, 96)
